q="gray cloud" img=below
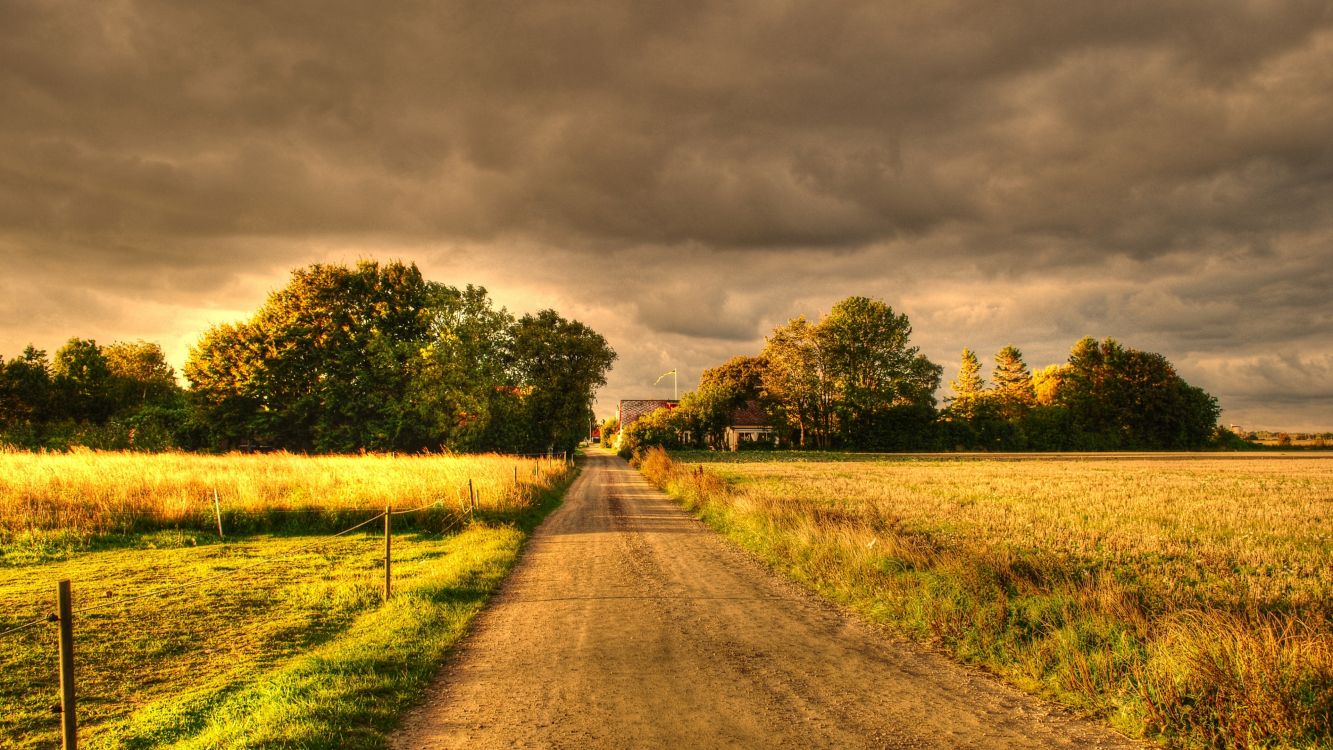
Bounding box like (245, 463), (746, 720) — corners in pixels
(1, 1), (1331, 429)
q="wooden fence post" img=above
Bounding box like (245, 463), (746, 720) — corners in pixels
(212, 488), (224, 540)
(468, 478), (475, 515)
(56, 580), (76, 750)
(383, 506), (392, 602)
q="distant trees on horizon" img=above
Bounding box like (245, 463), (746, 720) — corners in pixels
(616, 296), (1227, 454)
(4, 282), (1232, 455)
(940, 338), (1220, 451)
(0, 339), (187, 451)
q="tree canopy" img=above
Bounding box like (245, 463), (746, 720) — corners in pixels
(616, 296), (942, 454)
(758, 297), (940, 450)
(509, 309), (618, 452)
(1, 339), (186, 450)
(185, 260), (615, 453)
(1054, 337), (1219, 449)
(684, 355), (767, 447)
(941, 337), (1220, 451)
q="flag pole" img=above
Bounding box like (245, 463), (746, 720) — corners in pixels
(655, 368), (678, 400)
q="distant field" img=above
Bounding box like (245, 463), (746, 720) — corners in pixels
(645, 450), (1333, 749)
(0, 450), (574, 749)
(1252, 438), (1332, 448)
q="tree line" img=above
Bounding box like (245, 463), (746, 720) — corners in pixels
(1, 261), (616, 454)
(939, 337), (1220, 450)
(0, 339), (186, 450)
(614, 296), (1226, 454)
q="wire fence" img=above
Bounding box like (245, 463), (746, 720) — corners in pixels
(0, 451), (576, 748)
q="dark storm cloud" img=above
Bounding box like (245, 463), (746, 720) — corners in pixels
(2, 1), (1331, 427)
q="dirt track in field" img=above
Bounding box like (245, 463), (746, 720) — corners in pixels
(391, 448), (1140, 749)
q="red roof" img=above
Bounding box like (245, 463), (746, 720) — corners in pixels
(618, 399), (678, 428)
(728, 400), (770, 427)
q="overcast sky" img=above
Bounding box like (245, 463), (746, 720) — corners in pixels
(2, 1), (1331, 429)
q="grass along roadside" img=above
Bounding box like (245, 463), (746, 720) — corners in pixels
(0, 459), (576, 749)
(635, 448), (1332, 749)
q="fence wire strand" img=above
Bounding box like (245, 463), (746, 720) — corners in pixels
(67, 510), (389, 619)
(0, 616), (51, 640)
(389, 499), (447, 515)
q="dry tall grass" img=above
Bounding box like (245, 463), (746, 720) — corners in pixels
(641, 449), (1333, 749)
(0, 448), (571, 549)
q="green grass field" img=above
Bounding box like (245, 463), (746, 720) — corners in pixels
(0, 451), (575, 749)
(644, 449), (1333, 749)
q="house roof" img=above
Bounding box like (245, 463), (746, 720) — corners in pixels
(618, 399), (678, 428)
(729, 400), (770, 427)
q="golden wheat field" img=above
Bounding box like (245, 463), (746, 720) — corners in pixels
(703, 455), (1333, 613)
(650, 451), (1333, 748)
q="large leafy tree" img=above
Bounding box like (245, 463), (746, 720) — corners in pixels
(700, 355), (766, 399)
(821, 298), (917, 400)
(820, 296), (939, 446)
(1053, 337), (1219, 449)
(0, 346), (52, 426)
(52, 338), (114, 423)
(407, 284), (515, 450)
(104, 340), (182, 412)
(510, 309), (617, 453)
(1032, 364), (1067, 406)
(762, 316), (831, 448)
(186, 322), (266, 446)
(761, 297), (939, 449)
(188, 262), (437, 451)
(187, 261), (614, 453)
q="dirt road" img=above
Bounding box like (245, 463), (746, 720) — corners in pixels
(392, 449), (1138, 749)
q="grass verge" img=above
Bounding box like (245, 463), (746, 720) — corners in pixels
(0, 464), (575, 749)
(635, 448), (1332, 749)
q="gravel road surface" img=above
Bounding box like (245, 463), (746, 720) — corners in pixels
(392, 448), (1140, 749)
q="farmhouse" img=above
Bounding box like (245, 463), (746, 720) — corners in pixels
(618, 399), (679, 431)
(724, 400), (776, 451)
